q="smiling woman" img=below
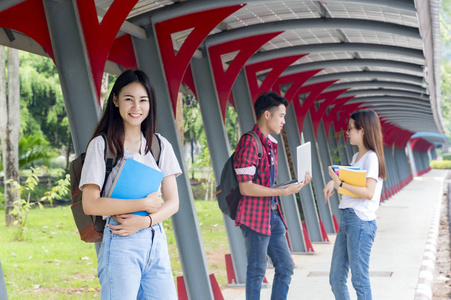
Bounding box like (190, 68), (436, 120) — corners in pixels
(79, 69), (182, 299)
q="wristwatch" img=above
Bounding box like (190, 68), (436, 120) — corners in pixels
(339, 181), (344, 188)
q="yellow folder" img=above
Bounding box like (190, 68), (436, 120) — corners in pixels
(338, 168), (367, 197)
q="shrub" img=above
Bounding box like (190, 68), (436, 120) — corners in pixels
(442, 153), (451, 161)
(430, 160), (451, 169)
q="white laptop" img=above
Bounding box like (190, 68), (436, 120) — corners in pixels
(273, 141), (311, 188)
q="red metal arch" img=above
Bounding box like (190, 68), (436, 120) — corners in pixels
(291, 80), (337, 134)
(316, 95), (354, 138)
(409, 137), (433, 152)
(310, 89), (350, 137)
(108, 34), (138, 70)
(0, 0), (54, 59)
(208, 31), (283, 119)
(328, 103), (367, 139)
(380, 120), (413, 147)
(76, 0), (138, 101)
(245, 54), (306, 102)
(154, 5), (244, 116)
(272, 70), (322, 102)
(182, 66), (197, 98)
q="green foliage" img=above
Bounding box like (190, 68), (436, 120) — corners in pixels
(7, 168), (44, 241)
(430, 160), (451, 169)
(19, 51), (71, 158)
(0, 201), (228, 298)
(0, 206), (101, 299)
(6, 168), (70, 241)
(225, 105), (239, 150)
(18, 133), (57, 169)
(40, 174), (70, 204)
(0, 134), (56, 172)
(442, 153), (451, 161)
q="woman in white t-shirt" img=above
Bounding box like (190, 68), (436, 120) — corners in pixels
(79, 70), (181, 299)
(324, 110), (386, 300)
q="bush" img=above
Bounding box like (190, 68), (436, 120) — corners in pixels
(430, 160), (451, 169)
(49, 156), (67, 169)
(442, 153), (451, 161)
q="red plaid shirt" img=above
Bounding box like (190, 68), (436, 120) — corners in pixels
(233, 125), (287, 235)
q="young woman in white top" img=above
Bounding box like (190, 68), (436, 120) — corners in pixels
(324, 110), (386, 300)
(79, 69), (181, 299)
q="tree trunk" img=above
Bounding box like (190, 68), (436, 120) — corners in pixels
(0, 47), (21, 226)
(100, 72), (109, 109)
(0, 48), (5, 173)
(65, 138), (72, 170)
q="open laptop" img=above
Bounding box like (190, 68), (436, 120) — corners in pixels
(273, 141), (311, 188)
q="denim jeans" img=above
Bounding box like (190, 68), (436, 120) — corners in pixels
(240, 210), (294, 300)
(329, 208), (377, 300)
(97, 218), (177, 300)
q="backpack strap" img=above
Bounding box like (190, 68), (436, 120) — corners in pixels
(245, 131), (263, 159)
(150, 134), (161, 166)
(244, 131), (264, 183)
(100, 134), (118, 196)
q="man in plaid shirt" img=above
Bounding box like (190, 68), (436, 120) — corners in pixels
(234, 92), (312, 299)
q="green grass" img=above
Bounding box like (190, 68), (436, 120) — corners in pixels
(0, 200), (228, 299)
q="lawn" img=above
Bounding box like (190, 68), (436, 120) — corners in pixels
(0, 200), (229, 299)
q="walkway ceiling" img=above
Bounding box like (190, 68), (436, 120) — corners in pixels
(0, 0), (445, 143)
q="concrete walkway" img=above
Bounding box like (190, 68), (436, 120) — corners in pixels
(222, 169), (449, 300)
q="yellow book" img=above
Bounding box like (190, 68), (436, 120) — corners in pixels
(338, 168), (367, 197)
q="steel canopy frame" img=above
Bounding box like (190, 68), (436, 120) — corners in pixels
(0, 1), (446, 299)
(325, 81), (428, 94)
(205, 18), (421, 47)
(268, 59), (424, 78)
(247, 43), (424, 65)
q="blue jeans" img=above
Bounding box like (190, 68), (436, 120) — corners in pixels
(240, 210), (294, 300)
(97, 218), (177, 300)
(329, 208), (377, 300)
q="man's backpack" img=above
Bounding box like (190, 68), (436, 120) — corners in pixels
(69, 134), (161, 243)
(216, 131), (262, 220)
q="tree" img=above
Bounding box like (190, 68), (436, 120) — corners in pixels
(0, 47), (21, 226)
(183, 95), (204, 179)
(19, 52), (71, 168)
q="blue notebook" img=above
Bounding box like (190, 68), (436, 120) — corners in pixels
(107, 158), (164, 216)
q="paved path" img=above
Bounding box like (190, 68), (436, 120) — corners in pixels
(222, 169), (449, 300)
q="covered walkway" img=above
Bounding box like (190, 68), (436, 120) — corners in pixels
(0, 1), (448, 299)
(223, 169), (449, 299)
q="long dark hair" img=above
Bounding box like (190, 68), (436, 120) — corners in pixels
(89, 69), (157, 159)
(351, 110), (387, 180)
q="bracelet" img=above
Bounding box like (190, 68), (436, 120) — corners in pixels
(148, 215), (153, 228)
(339, 181), (344, 188)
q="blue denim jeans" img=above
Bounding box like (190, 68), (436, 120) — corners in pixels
(329, 208), (377, 300)
(240, 210), (294, 300)
(97, 218), (177, 300)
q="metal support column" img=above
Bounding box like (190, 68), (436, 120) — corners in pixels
(233, 70), (308, 252)
(406, 141), (417, 176)
(133, 29), (213, 299)
(43, 0), (100, 156)
(384, 146), (396, 194)
(284, 104), (323, 242)
(317, 120), (341, 224)
(303, 112), (335, 233)
(328, 125), (342, 165)
(389, 145), (401, 191)
(337, 131), (350, 166)
(394, 148), (407, 183)
(345, 137), (354, 163)
(0, 260), (7, 300)
(191, 56), (247, 284)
